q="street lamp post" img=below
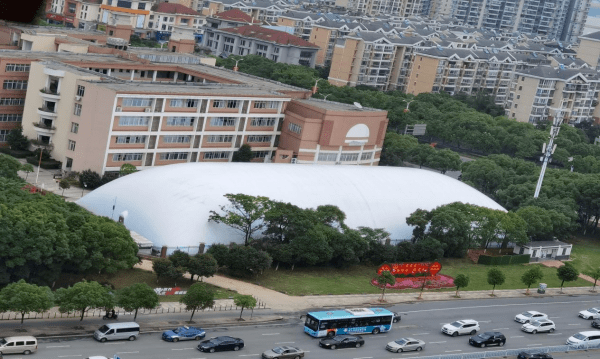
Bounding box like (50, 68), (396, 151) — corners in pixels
(321, 93), (332, 101)
(403, 99), (416, 113)
(233, 58), (243, 72)
(533, 105), (564, 198)
(312, 78), (323, 94)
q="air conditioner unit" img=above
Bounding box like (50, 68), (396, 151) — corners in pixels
(75, 96), (82, 101)
(116, 106), (122, 112)
(290, 158), (297, 164)
(144, 108), (152, 112)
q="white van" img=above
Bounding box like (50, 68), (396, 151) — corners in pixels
(94, 322), (140, 342)
(0, 336), (38, 355)
(566, 330), (600, 346)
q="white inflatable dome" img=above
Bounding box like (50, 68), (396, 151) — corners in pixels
(77, 163), (505, 249)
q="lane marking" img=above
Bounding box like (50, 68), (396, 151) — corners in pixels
(568, 324), (581, 326)
(116, 352), (139, 354)
(479, 321), (491, 323)
(549, 317), (560, 319)
(527, 344), (543, 347)
(238, 355), (260, 357)
(275, 342), (295, 344)
(58, 356), (82, 358)
(548, 333), (563, 336)
(429, 341), (447, 344)
(492, 328), (509, 330)
(353, 357), (373, 359)
(105, 342), (126, 345)
(172, 348), (196, 351)
(46, 345), (71, 348)
(262, 333), (280, 336)
(403, 300), (600, 314)
(445, 350), (462, 353)
(510, 336), (524, 338)
(411, 333), (430, 335)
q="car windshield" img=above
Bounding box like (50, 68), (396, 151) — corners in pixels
(450, 321), (462, 327)
(98, 325), (110, 333)
(395, 339), (407, 345)
(210, 338), (224, 344)
(0, 339), (5, 345)
(588, 308), (599, 314)
(272, 347), (284, 354)
(173, 328), (181, 334)
(573, 333), (586, 340)
(304, 315), (319, 331)
(522, 312), (533, 317)
(529, 321), (541, 327)
(477, 334), (491, 339)
(333, 336), (348, 342)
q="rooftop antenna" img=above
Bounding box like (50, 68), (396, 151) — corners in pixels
(353, 102), (363, 109)
(534, 103), (564, 198)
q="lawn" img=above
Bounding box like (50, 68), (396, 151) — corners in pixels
(55, 268), (237, 301)
(565, 235), (600, 274)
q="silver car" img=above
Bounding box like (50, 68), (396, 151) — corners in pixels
(262, 346), (305, 359)
(386, 338), (426, 353)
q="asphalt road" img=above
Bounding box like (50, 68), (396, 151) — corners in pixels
(22, 294), (600, 359)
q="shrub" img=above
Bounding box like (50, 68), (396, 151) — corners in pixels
(79, 169), (103, 189)
(206, 244), (229, 267)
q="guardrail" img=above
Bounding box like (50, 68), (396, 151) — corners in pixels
(401, 342), (600, 359)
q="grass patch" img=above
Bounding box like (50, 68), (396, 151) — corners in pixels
(129, 35), (163, 48)
(566, 235), (600, 274)
(54, 268), (236, 301)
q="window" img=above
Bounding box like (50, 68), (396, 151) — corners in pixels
(226, 100), (238, 108)
(256, 44), (268, 57)
(0, 129), (9, 142)
(299, 51), (313, 58)
(516, 95), (520, 99)
(0, 114), (22, 122)
(122, 98), (152, 107)
(118, 116), (150, 126)
(137, 2), (145, 9)
(247, 135), (271, 143)
(212, 100), (224, 108)
(360, 152), (372, 160)
(253, 101), (278, 109)
(74, 103), (82, 116)
(238, 48), (245, 55)
(223, 44), (234, 53)
(210, 117), (235, 126)
(0, 98), (24, 106)
(204, 151), (229, 159)
(112, 153), (143, 161)
(68, 3), (76, 13)
(180, 18), (189, 24)
(339, 153), (359, 161)
(77, 85), (85, 97)
(163, 135), (191, 143)
(71, 122), (79, 133)
(207, 135), (233, 143)
(3, 80), (27, 90)
(160, 152), (188, 160)
(253, 150), (269, 158)
(116, 135), (146, 144)
(224, 37), (235, 43)
(288, 122), (302, 134)
(170, 98), (199, 108)
(271, 55), (278, 62)
(166, 117), (195, 126)
(273, 47), (279, 53)
(163, 16), (168, 21)
(5, 64), (30, 72)
(68, 140), (76, 151)
(251, 118), (276, 126)
(318, 152), (338, 161)
(518, 86), (522, 91)
(514, 104), (518, 108)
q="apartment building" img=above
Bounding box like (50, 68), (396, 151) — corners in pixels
(0, 58), (31, 143)
(148, 3), (205, 36)
(197, 0), (285, 23)
(576, 30), (600, 68)
(277, 11), (324, 41)
(507, 66), (600, 124)
(99, 0), (153, 39)
(77, 0), (104, 31)
(308, 20), (349, 66)
(204, 25), (319, 67)
(342, 0), (427, 17)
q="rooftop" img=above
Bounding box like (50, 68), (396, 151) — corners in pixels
(219, 25), (319, 48)
(153, 3), (200, 15)
(213, 8), (260, 23)
(295, 98), (384, 112)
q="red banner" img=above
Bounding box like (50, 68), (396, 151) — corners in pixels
(377, 262), (442, 276)
(46, 13), (65, 22)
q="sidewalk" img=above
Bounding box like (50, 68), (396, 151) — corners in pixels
(16, 159), (91, 201)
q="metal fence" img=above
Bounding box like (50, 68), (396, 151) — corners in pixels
(402, 342), (600, 359)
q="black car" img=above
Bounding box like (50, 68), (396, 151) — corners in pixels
(197, 336), (244, 353)
(517, 352), (553, 359)
(592, 319), (600, 329)
(468, 332), (506, 348)
(319, 335), (364, 350)
(393, 312), (401, 323)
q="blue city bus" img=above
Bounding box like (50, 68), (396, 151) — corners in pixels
(303, 308), (396, 337)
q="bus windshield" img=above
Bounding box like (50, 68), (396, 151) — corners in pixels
(305, 315), (319, 331)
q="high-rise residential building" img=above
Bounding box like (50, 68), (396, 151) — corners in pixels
(344, 0), (428, 17)
(451, 0), (592, 43)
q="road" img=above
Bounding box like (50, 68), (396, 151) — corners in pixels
(22, 295), (600, 359)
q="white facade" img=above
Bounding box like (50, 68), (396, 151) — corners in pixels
(513, 241), (573, 261)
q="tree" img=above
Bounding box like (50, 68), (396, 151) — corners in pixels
(169, 250), (191, 269)
(556, 263), (579, 292)
(232, 144), (254, 162)
(79, 169), (103, 189)
(153, 258), (183, 283)
(233, 294), (257, 320)
(375, 270), (396, 301)
(206, 244), (229, 267)
(521, 266), (544, 295)
(0, 154), (22, 180)
(407, 144), (435, 168)
(209, 194), (273, 245)
(116, 283), (160, 320)
(187, 254), (218, 282)
(454, 274), (469, 297)
(119, 163), (137, 177)
(21, 163), (34, 180)
(179, 282), (215, 322)
(585, 268), (600, 292)
(380, 132), (419, 166)
(487, 268), (505, 296)
(6, 125), (29, 151)
(55, 281), (112, 321)
(0, 279), (53, 324)
(225, 245), (272, 277)
(427, 149), (462, 174)
(59, 178), (70, 196)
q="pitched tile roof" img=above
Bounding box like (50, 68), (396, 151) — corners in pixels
(154, 3), (199, 16)
(214, 9), (260, 24)
(220, 25), (319, 47)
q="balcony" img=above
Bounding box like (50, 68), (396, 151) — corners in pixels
(33, 121), (57, 135)
(30, 138), (54, 150)
(37, 106), (58, 117)
(39, 87), (61, 101)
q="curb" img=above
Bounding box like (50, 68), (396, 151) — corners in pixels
(35, 317), (286, 340)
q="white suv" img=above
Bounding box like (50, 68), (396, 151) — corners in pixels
(579, 308), (600, 320)
(442, 320), (480, 337)
(521, 319), (556, 334)
(515, 311), (548, 324)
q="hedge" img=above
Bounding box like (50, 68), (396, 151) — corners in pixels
(477, 254), (531, 265)
(0, 147), (32, 158)
(26, 156), (62, 170)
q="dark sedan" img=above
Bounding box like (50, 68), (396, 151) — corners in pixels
(319, 335), (364, 350)
(592, 319), (600, 329)
(393, 312), (401, 323)
(468, 332), (506, 348)
(197, 336), (244, 353)
(517, 352), (553, 359)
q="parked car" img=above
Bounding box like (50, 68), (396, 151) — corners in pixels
(517, 352), (553, 359)
(392, 312), (401, 323)
(385, 338), (425, 353)
(318, 334), (364, 350)
(0, 336), (38, 355)
(262, 346), (305, 358)
(197, 336), (244, 353)
(521, 319), (556, 334)
(468, 332), (506, 348)
(579, 308), (600, 320)
(515, 311), (548, 324)
(566, 331), (600, 346)
(592, 319), (600, 329)
(442, 320), (480, 336)
(162, 326), (206, 342)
